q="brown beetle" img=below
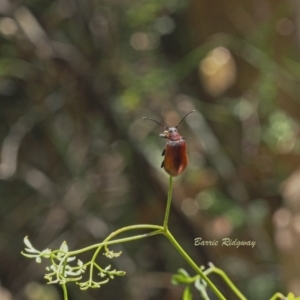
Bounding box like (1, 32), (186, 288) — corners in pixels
(143, 110), (195, 177)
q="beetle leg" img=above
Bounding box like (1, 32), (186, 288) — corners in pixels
(161, 149), (165, 167)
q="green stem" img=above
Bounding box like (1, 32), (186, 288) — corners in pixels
(104, 225), (163, 244)
(162, 175), (226, 299)
(269, 293), (285, 300)
(164, 229), (226, 300)
(88, 225), (164, 284)
(200, 288), (211, 300)
(62, 283), (68, 300)
(91, 225), (163, 261)
(163, 176), (173, 229)
(67, 224), (163, 256)
(205, 266), (247, 300)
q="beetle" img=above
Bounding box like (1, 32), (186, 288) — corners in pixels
(143, 110), (195, 177)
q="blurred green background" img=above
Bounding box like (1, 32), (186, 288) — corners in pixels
(1, 0), (300, 299)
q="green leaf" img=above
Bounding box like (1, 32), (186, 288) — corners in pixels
(67, 256), (76, 262)
(178, 268), (190, 277)
(41, 249), (51, 258)
(172, 268), (194, 285)
(59, 241), (69, 252)
(195, 277), (207, 291)
(195, 278), (209, 299)
(172, 274), (194, 285)
(115, 270), (126, 276)
(183, 286), (193, 300)
(65, 269), (82, 276)
(24, 247), (39, 254)
(24, 236), (34, 249)
(104, 265), (111, 271)
(21, 252), (38, 258)
(103, 250), (122, 258)
(63, 276), (82, 282)
(288, 293), (295, 300)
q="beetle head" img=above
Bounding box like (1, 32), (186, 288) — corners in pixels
(159, 127), (181, 141)
(143, 110), (195, 140)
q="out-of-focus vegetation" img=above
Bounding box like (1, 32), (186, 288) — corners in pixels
(1, 0), (300, 299)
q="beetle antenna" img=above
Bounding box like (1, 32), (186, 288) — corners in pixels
(176, 110), (195, 128)
(143, 117), (168, 128)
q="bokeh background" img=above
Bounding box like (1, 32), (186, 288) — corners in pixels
(1, 0), (300, 299)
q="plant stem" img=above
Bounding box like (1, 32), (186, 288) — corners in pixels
(269, 293), (285, 300)
(164, 229), (226, 300)
(204, 266), (247, 300)
(62, 283), (68, 300)
(200, 289), (211, 300)
(67, 224), (163, 256)
(162, 175), (227, 299)
(90, 226), (163, 263)
(104, 225), (163, 243)
(87, 225), (164, 285)
(163, 176), (173, 229)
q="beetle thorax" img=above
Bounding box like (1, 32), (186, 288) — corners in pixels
(167, 127), (181, 141)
